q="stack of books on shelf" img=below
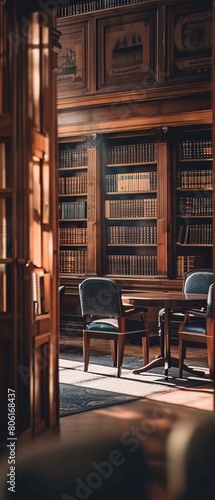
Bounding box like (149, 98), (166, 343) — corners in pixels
(60, 250), (87, 274)
(59, 176), (87, 194)
(59, 200), (87, 219)
(176, 256), (196, 277)
(178, 196), (212, 216)
(106, 254), (157, 275)
(107, 225), (157, 244)
(178, 139), (212, 160)
(177, 169), (212, 189)
(108, 141), (157, 164)
(105, 198), (157, 218)
(59, 227), (87, 245)
(177, 223), (212, 245)
(57, 0), (145, 17)
(58, 147), (88, 168)
(106, 172), (157, 192)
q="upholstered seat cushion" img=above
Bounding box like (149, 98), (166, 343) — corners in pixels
(181, 319), (206, 335)
(159, 307), (185, 321)
(158, 308), (207, 329)
(87, 318), (144, 333)
(158, 308), (205, 321)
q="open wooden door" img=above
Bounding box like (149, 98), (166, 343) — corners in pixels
(212, 2), (215, 407)
(0, 1), (60, 444)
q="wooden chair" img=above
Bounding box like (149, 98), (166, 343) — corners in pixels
(79, 277), (149, 377)
(178, 283), (214, 378)
(158, 269), (213, 356)
(59, 285), (66, 306)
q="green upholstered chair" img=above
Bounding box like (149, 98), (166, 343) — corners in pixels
(79, 277), (149, 377)
(158, 269), (213, 357)
(59, 285), (66, 306)
(178, 282), (214, 378)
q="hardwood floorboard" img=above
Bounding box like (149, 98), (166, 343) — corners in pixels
(59, 336), (214, 498)
(4, 338), (212, 500)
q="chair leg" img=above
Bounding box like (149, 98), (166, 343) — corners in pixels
(207, 328), (214, 379)
(179, 336), (186, 378)
(159, 318), (165, 357)
(117, 335), (125, 377)
(83, 331), (90, 372)
(110, 339), (117, 367)
(142, 335), (149, 366)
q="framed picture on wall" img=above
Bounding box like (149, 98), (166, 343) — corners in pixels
(167, 3), (212, 81)
(57, 19), (90, 99)
(97, 10), (157, 91)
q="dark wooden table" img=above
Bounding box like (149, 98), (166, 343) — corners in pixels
(122, 290), (207, 379)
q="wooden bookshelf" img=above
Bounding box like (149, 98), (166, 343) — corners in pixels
(57, 0), (212, 336)
(58, 135), (102, 279)
(174, 126), (213, 277)
(104, 134), (159, 276)
(57, 0), (146, 17)
(58, 142), (88, 275)
(58, 131), (168, 280)
(58, 127), (213, 283)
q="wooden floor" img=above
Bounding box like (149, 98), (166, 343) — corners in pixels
(60, 336), (214, 413)
(1, 339), (213, 500)
(59, 339), (215, 499)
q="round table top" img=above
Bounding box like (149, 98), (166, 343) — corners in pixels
(122, 291), (208, 308)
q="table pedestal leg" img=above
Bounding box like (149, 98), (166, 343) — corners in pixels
(132, 305), (205, 378)
(132, 357), (204, 377)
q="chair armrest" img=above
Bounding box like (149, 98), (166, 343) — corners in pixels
(123, 305), (148, 315)
(123, 306), (148, 330)
(186, 309), (207, 319)
(178, 309), (206, 333)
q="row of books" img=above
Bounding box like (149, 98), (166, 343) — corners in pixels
(60, 250), (87, 274)
(59, 227), (87, 245)
(106, 254), (157, 276)
(58, 147), (88, 169)
(177, 223), (212, 245)
(106, 172), (157, 192)
(176, 256), (196, 277)
(177, 169), (212, 189)
(57, 0), (144, 17)
(105, 198), (157, 218)
(108, 142), (157, 165)
(178, 139), (212, 160)
(107, 225), (157, 244)
(58, 176), (87, 195)
(177, 196), (212, 216)
(59, 200), (87, 219)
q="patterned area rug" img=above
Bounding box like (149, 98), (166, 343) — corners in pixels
(59, 346), (212, 417)
(60, 384), (140, 416)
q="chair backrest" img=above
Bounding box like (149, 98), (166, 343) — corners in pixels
(59, 285), (66, 306)
(79, 277), (123, 317)
(206, 283), (214, 379)
(183, 269), (213, 294)
(207, 283), (214, 319)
